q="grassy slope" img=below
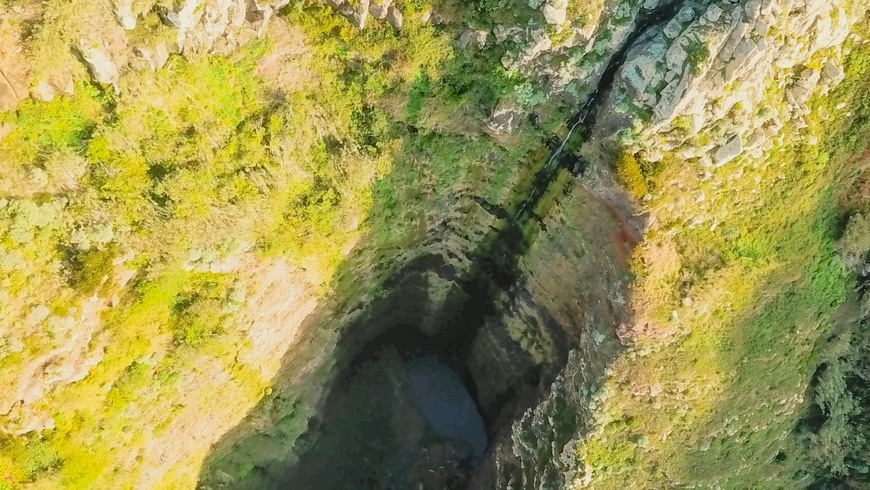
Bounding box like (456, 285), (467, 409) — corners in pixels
(574, 24), (870, 489)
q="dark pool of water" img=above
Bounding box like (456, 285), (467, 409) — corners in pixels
(405, 354), (488, 460)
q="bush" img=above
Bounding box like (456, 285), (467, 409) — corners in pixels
(22, 439), (61, 482)
(616, 151), (648, 199)
(170, 273), (236, 347)
(838, 212), (870, 271)
(66, 244), (116, 294)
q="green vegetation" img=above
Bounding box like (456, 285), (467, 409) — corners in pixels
(0, 0), (555, 487)
(4, 1), (870, 489)
(685, 38), (709, 75)
(574, 26), (870, 489)
(615, 151), (647, 199)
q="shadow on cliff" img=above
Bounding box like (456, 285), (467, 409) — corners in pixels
(194, 3), (653, 486)
(193, 92), (546, 489)
(194, 111), (647, 487)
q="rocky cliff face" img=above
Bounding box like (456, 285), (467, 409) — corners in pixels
(601, 0), (856, 165)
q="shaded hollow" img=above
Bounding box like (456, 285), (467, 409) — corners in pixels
(197, 2), (679, 487)
(282, 324), (490, 489)
(276, 2), (679, 484)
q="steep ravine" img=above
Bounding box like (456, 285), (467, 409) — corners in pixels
(231, 4), (685, 488)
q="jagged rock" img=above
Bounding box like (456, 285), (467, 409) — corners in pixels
(542, 0), (568, 25)
(723, 39), (759, 81)
(488, 99), (524, 134)
(787, 67), (820, 104)
(495, 25), (524, 43)
(665, 37), (689, 73)
(161, 0), (274, 53)
(153, 43), (170, 70)
(822, 60), (844, 84)
(370, 0), (392, 19)
(79, 44), (120, 86)
(519, 35), (552, 66)
(622, 55), (658, 98)
(655, 71), (690, 121)
(162, 0), (202, 31)
(599, 0), (856, 166)
(114, 0), (137, 30)
(744, 0), (761, 18)
(675, 5), (695, 23)
(713, 135), (742, 166)
(353, 0), (370, 29)
(386, 5), (403, 30)
(326, 0), (356, 18)
(704, 4), (723, 22)
(746, 128), (767, 149)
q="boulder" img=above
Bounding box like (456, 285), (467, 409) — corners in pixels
(488, 99), (524, 134)
(32, 81), (56, 102)
(114, 0), (137, 30)
(457, 29), (489, 50)
(713, 135), (742, 166)
(79, 44), (120, 86)
(663, 19), (683, 39)
(821, 60), (844, 84)
(386, 5), (403, 30)
(0, 69), (26, 110)
(675, 5), (695, 23)
(542, 0), (568, 25)
(704, 4), (723, 22)
(369, 0), (392, 20)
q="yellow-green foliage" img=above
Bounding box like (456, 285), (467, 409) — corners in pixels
(616, 151), (648, 199)
(573, 29), (870, 489)
(0, 0), (545, 485)
(170, 272), (237, 347)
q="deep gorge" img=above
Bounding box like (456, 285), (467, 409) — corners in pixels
(197, 5), (691, 487)
(3, 0), (866, 487)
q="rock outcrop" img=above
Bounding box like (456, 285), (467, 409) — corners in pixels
(79, 43), (120, 86)
(598, 0), (857, 167)
(114, 0), (137, 30)
(543, 0), (569, 25)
